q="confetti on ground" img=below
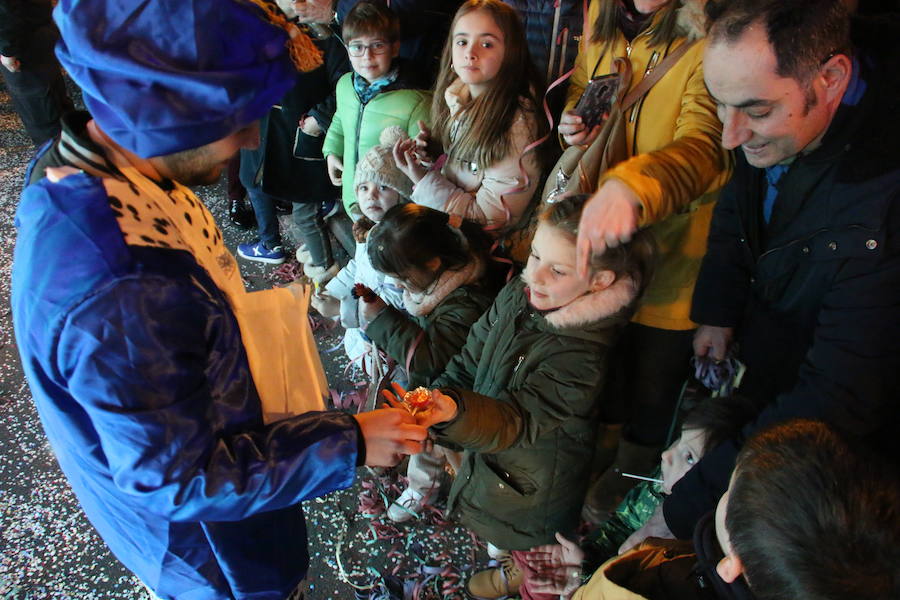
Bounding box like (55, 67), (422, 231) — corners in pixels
(0, 80), (492, 598)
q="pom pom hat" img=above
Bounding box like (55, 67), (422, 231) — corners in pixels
(53, 0), (307, 158)
(354, 126), (414, 201)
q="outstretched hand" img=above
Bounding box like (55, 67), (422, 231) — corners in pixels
(380, 382), (457, 428)
(353, 407), (428, 467)
(576, 178), (643, 278)
(520, 532), (585, 598)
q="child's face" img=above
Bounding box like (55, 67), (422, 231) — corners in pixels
(347, 34), (399, 83)
(357, 181), (401, 221)
(451, 9), (506, 97)
(386, 257), (441, 295)
(523, 223), (608, 311)
(661, 427), (707, 494)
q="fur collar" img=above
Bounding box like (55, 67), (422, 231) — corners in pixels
(404, 257), (485, 316)
(528, 275), (639, 330)
(675, 0), (709, 41)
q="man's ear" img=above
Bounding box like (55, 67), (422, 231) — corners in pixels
(716, 553), (745, 584)
(820, 53), (852, 103)
(590, 269), (615, 291)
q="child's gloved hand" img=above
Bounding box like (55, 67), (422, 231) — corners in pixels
(381, 382), (457, 428)
(311, 290), (340, 318)
(326, 154), (343, 186)
(521, 532), (585, 598)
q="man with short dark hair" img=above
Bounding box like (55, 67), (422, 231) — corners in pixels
(10, 1), (426, 598)
(713, 420), (900, 600)
(526, 420), (900, 600)
(633, 0), (900, 541)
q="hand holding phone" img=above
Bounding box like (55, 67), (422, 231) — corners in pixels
(572, 73), (622, 130)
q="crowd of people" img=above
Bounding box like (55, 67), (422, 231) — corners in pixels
(7, 0), (900, 599)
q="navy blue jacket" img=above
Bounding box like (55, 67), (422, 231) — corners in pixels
(666, 19), (900, 538)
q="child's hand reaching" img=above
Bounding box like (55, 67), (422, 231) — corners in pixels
(360, 294), (387, 322)
(311, 290), (340, 318)
(381, 382), (457, 428)
(520, 532), (585, 599)
(393, 138), (428, 184)
(326, 154), (343, 186)
(412, 120), (438, 165)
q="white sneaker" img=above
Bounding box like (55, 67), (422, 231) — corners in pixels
(386, 487), (430, 523)
(486, 542), (510, 560)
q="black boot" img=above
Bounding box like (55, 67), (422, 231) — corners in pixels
(229, 196), (256, 229)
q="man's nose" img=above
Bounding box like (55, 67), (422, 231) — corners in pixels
(720, 109), (752, 150)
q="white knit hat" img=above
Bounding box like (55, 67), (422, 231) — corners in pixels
(354, 126), (414, 201)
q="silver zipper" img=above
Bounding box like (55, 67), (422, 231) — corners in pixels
(513, 355), (525, 373)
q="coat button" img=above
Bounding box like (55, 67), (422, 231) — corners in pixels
(828, 241), (837, 250)
(866, 239), (878, 250)
(498, 483), (505, 489)
(802, 246), (810, 254)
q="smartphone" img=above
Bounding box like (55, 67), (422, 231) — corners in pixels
(572, 73), (622, 130)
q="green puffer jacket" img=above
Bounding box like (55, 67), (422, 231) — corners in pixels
(581, 469), (665, 573)
(432, 276), (638, 550)
(365, 284), (496, 389)
(322, 66), (431, 215)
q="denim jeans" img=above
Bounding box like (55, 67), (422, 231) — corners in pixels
(247, 187), (337, 266)
(291, 201), (333, 267)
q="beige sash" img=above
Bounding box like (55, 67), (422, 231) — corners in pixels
(97, 148), (327, 423)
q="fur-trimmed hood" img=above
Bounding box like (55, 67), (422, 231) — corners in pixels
(675, 0), (709, 41)
(521, 274), (639, 331)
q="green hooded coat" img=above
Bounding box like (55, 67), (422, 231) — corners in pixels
(431, 276), (638, 549)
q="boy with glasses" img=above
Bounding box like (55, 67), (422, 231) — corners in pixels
(322, 0), (431, 219)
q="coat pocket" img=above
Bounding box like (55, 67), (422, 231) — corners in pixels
(293, 128), (326, 160)
(480, 454), (538, 497)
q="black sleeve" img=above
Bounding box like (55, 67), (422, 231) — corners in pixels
(690, 173), (752, 327)
(0, 0), (26, 56)
(307, 33), (350, 131)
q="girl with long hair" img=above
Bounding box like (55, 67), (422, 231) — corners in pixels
(392, 0), (549, 238)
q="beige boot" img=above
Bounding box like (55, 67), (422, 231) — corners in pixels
(582, 438), (661, 524)
(465, 556), (522, 599)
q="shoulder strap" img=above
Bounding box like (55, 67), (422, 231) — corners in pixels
(621, 39), (699, 110)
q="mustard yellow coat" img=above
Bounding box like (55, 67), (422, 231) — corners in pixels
(565, 0), (731, 330)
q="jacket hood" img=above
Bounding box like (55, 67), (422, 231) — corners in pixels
(520, 273), (639, 331)
(675, 0), (708, 41)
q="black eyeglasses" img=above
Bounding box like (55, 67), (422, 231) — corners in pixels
(347, 41), (390, 57)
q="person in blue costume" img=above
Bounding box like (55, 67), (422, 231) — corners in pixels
(10, 2), (427, 599)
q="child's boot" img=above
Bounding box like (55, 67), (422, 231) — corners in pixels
(305, 262), (340, 284)
(465, 556), (522, 600)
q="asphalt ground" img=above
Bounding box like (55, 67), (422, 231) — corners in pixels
(0, 80), (488, 600)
